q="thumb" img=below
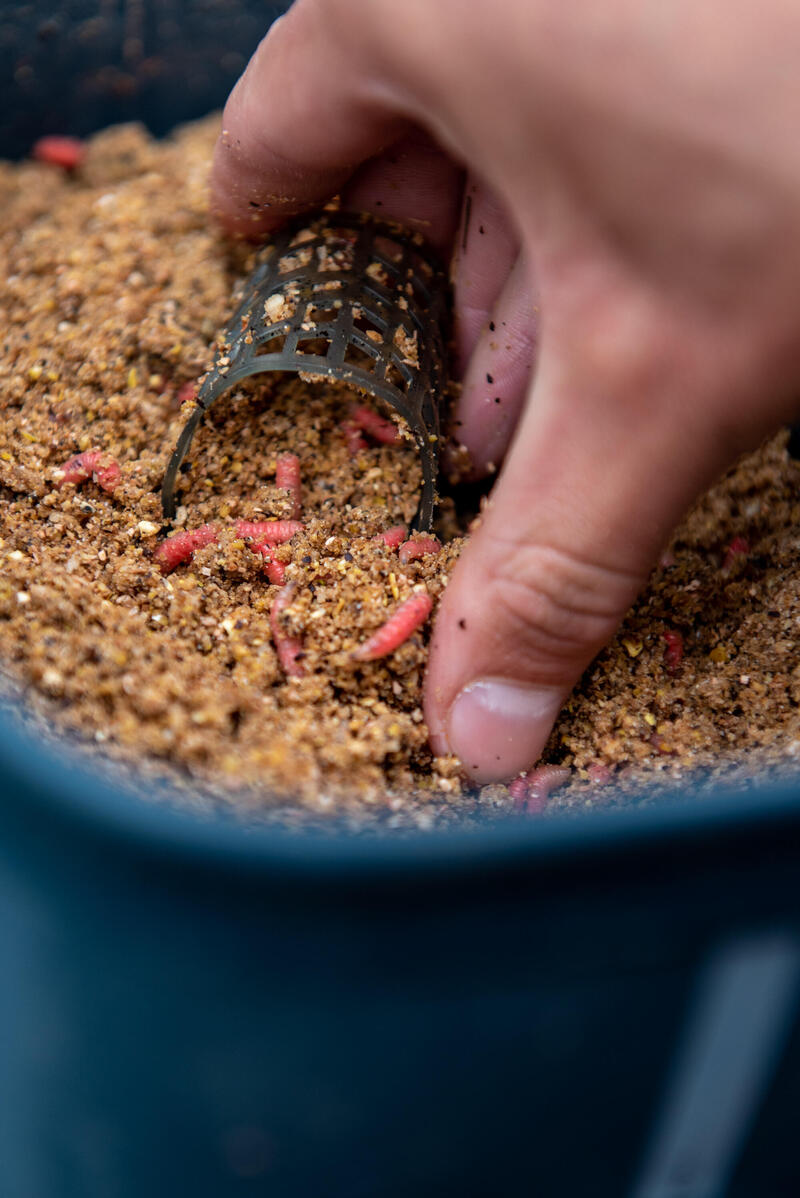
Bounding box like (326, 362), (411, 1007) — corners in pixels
(425, 264), (756, 783)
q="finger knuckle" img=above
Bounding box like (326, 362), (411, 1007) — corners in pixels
(485, 540), (640, 678)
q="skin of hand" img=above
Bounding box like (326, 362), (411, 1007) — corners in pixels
(211, 0), (800, 783)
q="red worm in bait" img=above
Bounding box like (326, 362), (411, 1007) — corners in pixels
(275, 452), (302, 519)
(373, 525), (407, 549)
(510, 766), (571, 815)
(587, 762), (613, 787)
(663, 629), (684, 674)
(255, 545), (287, 586)
(270, 583), (305, 677)
(235, 521), (301, 583)
(55, 450), (121, 493)
(350, 405), (401, 445)
(33, 135), (86, 170)
(234, 520), (304, 547)
(351, 589), (433, 662)
(721, 536), (750, 574)
(177, 380), (197, 406)
(398, 536), (441, 564)
(508, 776), (529, 810)
(341, 420), (368, 457)
(155, 524), (218, 574)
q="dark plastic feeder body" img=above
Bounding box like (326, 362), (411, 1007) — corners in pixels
(2, 5), (800, 1196)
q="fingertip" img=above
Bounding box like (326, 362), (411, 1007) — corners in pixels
(424, 694), (450, 759)
(446, 679), (564, 783)
(209, 117), (351, 239)
(207, 4), (402, 239)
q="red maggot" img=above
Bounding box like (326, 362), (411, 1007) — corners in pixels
(32, 135), (86, 170)
(721, 536), (750, 574)
(398, 536), (441, 564)
(256, 545), (287, 586)
(349, 404), (400, 446)
(234, 519), (304, 547)
(511, 766), (571, 815)
(373, 525), (407, 549)
(341, 420), (368, 457)
(176, 380), (197, 406)
(341, 404), (401, 455)
(351, 588), (433, 662)
(508, 776), (529, 810)
(155, 523), (218, 574)
(270, 583), (305, 677)
(663, 629), (684, 674)
(55, 449), (121, 493)
(587, 762), (613, 787)
(275, 452), (302, 519)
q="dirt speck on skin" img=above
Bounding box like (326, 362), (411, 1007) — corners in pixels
(1, 115), (800, 830)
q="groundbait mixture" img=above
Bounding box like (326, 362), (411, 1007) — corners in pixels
(2, 116), (800, 829)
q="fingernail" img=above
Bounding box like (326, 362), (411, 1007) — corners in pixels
(447, 678), (563, 783)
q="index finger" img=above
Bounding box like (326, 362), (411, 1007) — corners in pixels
(210, 3), (429, 238)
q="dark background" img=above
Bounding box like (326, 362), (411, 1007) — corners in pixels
(0, 0), (288, 159)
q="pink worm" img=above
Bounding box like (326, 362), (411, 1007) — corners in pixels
(350, 404), (401, 445)
(255, 545), (287, 586)
(235, 520), (302, 584)
(177, 380), (197, 406)
(341, 420), (368, 457)
(270, 583), (305, 677)
(155, 523), (218, 574)
(587, 762), (613, 787)
(234, 519), (304, 547)
(721, 536), (750, 574)
(398, 536), (441, 564)
(510, 766), (571, 815)
(373, 525), (407, 549)
(275, 452), (302, 519)
(55, 450), (121, 493)
(351, 589), (433, 662)
(508, 777), (529, 809)
(33, 135), (86, 170)
(663, 629), (684, 674)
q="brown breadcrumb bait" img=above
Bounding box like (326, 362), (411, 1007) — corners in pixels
(544, 433), (800, 815)
(2, 114), (800, 831)
(0, 116), (467, 827)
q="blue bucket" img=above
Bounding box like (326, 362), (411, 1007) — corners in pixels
(2, 5), (800, 1195)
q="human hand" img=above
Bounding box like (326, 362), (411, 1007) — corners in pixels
(211, 0), (800, 782)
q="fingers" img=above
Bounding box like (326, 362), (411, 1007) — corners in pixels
(210, 3), (410, 237)
(211, 5), (464, 252)
(449, 253), (538, 477)
(452, 178), (520, 372)
(341, 132), (463, 255)
(425, 263), (744, 783)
